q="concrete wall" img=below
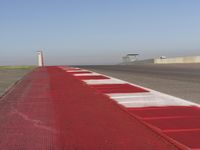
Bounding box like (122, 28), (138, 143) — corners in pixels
(119, 56), (200, 65)
(133, 59), (155, 64)
(155, 56), (200, 64)
(119, 59), (154, 65)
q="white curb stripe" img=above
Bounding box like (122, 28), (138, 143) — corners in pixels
(60, 67), (200, 108)
(83, 79), (126, 85)
(111, 95), (152, 99)
(107, 93), (153, 98)
(121, 100), (195, 108)
(66, 70), (88, 72)
(73, 73), (100, 76)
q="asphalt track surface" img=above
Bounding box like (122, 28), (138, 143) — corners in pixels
(81, 64), (200, 104)
(0, 66), (183, 150)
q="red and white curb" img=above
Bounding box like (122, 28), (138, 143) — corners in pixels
(59, 66), (200, 150)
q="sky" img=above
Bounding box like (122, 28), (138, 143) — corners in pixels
(0, 0), (200, 65)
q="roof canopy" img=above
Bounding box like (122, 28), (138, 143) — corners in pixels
(126, 54), (139, 56)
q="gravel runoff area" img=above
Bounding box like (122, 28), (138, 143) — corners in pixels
(0, 66), (35, 97)
(81, 64), (200, 104)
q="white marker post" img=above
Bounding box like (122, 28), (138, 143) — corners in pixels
(37, 51), (44, 67)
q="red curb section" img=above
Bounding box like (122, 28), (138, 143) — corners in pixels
(48, 66), (180, 150)
(0, 66), (183, 149)
(75, 75), (110, 80)
(69, 67), (200, 150)
(90, 83), (149, 93)
(128, 106), (200, 149)
(68, 71), (92, 74)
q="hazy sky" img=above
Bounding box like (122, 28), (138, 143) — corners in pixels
(0, 0), (200, 65)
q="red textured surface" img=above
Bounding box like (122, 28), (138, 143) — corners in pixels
(127, 106), (200, 149)
(166, 130), (200, 149)
(0, 66), (180, 150)
(90, 83), (149, 93)
(145, 117), (200, 131)
(0, 68), (58, 150)
(128, 106), (200, 119)
(75, 75), (109, 80)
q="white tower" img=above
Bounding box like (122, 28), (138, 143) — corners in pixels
(37, 51), (44, 67)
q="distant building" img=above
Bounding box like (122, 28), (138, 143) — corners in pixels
(122, 54), (139, 64)
(160, 56), (167, 59)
